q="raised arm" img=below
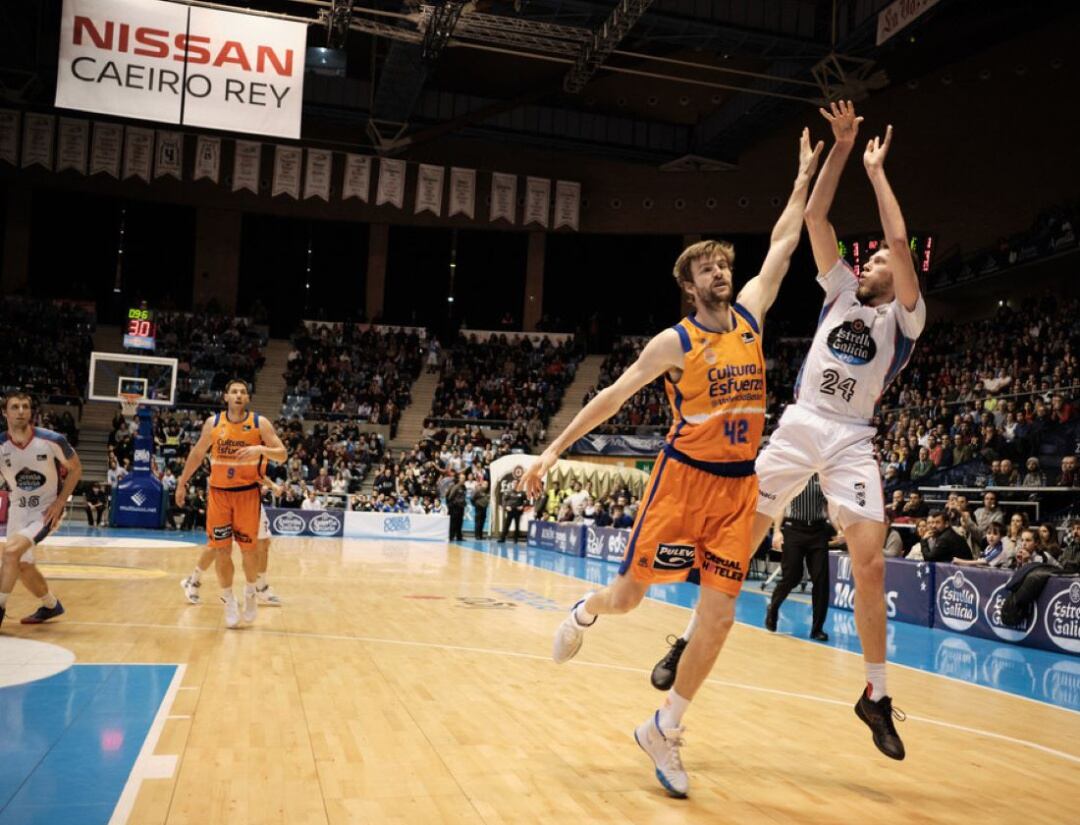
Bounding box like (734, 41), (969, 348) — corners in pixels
(736, 127), (823, 323)
(804, 100), (864, 273)
(863, 125), (921, 311)
(520, 330), (685, 497)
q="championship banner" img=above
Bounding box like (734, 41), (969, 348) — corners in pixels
(414, 163), (444, 216)
(554, 180), (581, 231)
(55, 0), (307, 139)
(271, 145), (301, 198)
(154, 130), (183, 179)
(232, 139), (261, 193)
(121, 125), (152, 181)
(193, 135), (221, 183)
(57, 117), (89, 173)
(0, 109), (18, 165)
(376, 157), (406, 209)
(21, 113), (55, 170)
(342, 153), (371, 202)
(524, 176), (551, 228)
(303, 148), (331, 201)
(448, 167), (475, 219)
(90, 120), (122, 177)
(490, 172), (517, 224)
(264, 507), (345, 538)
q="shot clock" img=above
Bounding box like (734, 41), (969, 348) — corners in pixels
(123, 306), (157, 351)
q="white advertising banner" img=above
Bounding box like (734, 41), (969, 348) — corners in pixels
(448, 167), (475, 219)
(193, 135), (221, 183)
(21, 114), (55, 170)
(154, 130), (183, 179)
(57, 117), (89, 173)
(232, 139), (261, 193)
(524, 176), (551, 228)
(877, 0), (940, 45)
(122, 125), (152, 181)
(414, 163), (444, 216)
(376, 157), (406, 209)
(342, 153), (371, 202)
(0, 109), (19, 165)
(304, 148), (332, 201)
(272, 145), (301, 198)
(344, 511), (449, 542)
(55, 0), (306, 138)
(89, 120), (122, 177)
(554, 180), (581, 231)
(490, 172), (517, 224)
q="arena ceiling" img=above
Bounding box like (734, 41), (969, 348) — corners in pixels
(0, 0), (1074, 168)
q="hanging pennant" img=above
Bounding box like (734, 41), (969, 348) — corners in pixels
(524, 176), (551, 228)
(90, 121), (122, 178)
(0, 109), (18, 165)
(272, 145), (301, 198)
(342, 154), (371, 202)
(304, 149), (332, 200)
(193, 135), (221, 183)
(232, 140), (262, 193)
(448, 167), (476, 219)
(414, 163), (445, 216)
(490, 172), (517, 224)
(56, 117), (89, 174)
(554, 180), (582, 232)
(154, 131), (183, 179)
(376, 157), (406, 209)
(21, 113), (55, 170)
(122, 126), (153, 181)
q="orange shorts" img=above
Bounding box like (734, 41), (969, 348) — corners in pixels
(619, 450), (758, 596)
(207, 485), (261, 550)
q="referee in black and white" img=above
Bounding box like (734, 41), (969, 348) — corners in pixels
(765, 474), (833, 641)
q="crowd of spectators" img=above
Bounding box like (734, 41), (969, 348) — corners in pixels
(530, 478), (641, 529)
(0, 297), (94, 405)
(283, 323), (422, 438)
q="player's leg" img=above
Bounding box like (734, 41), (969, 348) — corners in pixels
(0, 537), (26, 626)
(255, 507), (280, 605)
(181, 546), (217, 604)
(205, 488), (240, 627)
(1, 508), (56, 626)
(19, 559), (64, 624)
(233, 488), (262, 623)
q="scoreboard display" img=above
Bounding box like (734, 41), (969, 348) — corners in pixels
(838, 233), (935, 278)
(123, 307), (157, 351)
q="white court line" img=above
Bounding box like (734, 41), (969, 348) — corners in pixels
(107, 663), (185, 825)
(64, 620), (1080, 766)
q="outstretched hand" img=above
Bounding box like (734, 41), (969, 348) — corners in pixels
(819, 99), (864, 145)
(863, 124), (893, 173)
(797, 127), (825, 181)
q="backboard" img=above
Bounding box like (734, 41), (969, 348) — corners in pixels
(88, 352), (177, 406)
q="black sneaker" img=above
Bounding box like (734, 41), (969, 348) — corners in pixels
(21, 601), (65, 624)
(854, 689), (906, 760)
(650, 635), (687, 690)
(764, 605), (778, 632)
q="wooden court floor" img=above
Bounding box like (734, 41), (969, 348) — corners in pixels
(3, 534), (1079, 824)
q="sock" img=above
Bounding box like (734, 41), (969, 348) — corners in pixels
(680, 609), (698, 642)
(865, 662), (887, 701)
(244, 583), (256, 597)
(573, 597), (597, 627)
(256, 574), (267, 589)
(0, 592), (9, 608)
(41, 592), (58, 609)
(190, 567), (203, 584)
(222, 589), (237, 605)
(658, 689), (691, 730)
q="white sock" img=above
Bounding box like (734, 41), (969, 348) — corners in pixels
(41, 592), (58, 609)
(680, 609), (698, 642)
(865, 662), (887, 701)
(256, 574), (267, 589)
(0, 592), (9, 608)
(658, 688), (691, 730)
(222, 589), (237, 605)
(190, 567), (203, 584)
(244, 583), (256, 597)
(573, 597), (597, 627)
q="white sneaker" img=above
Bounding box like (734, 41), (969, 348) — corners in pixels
(180, 576), (201, 605)
(256, 585), (282, 605)
(221, 595), (240, 628)
(552, 592), (595, 664)
(242, 589), (258, 623)
(633, 711), (690, 798)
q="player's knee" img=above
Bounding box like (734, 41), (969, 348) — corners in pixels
(3, 542), (27, 560)
(608, 583), (646, 613)
(852, 553), (884, 586)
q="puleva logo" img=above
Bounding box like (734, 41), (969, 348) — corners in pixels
(936, 570), (979, 631)
(1042, 581), (1080, 654)
(984, 581), (1037, 641)
(309, 512), (341, 535)
(273, 511), (305, 535)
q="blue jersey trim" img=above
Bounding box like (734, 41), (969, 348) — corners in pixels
(662, 443), (756, 477)
(672, 324), (692, 353)
(34, 427), (74, 459)
(619, 453), (670, 576)
(733, 302), (760, 335)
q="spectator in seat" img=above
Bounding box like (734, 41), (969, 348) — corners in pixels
(972, 491), (1006, 538)
(1037, 523), (1062, 562)
(1022, 457), (1047, 487)
(1058, 455), (1080, 487)
(885, 490), (906, 521)
(612, 505), (634, 529)
(301, 489), (324, 511)
(1012, 529), (1058, 568)
(312, 466), (333, 493)
(953, 521), (1013, 568)
(902, 490), (929, 520)
(922, 509), (973, 563)
(994, 458), (1019, 486)
(84, 482), (107, 526)
(1006, 511), (1028, 549)
(910, 447), (934, 482)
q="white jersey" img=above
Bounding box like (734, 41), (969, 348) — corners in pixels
(793, 259), (926, 424)
(0, 427), (73, 513)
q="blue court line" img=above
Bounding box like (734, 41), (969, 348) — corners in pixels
(455, 539), (1080, 714)
(0, 664), (177, 825)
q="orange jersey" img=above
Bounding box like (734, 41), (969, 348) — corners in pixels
(664, 305), (766, 467)
(208, 411), (266, 489)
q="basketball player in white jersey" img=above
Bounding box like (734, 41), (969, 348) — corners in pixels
(0, 392), (82, 628)
(655, 102), (923, 760)
(181, 477), (283, 605)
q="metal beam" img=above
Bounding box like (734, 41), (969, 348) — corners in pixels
(564, 1), (656, 94)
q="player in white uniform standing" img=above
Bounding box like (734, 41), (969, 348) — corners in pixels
(653, 102), (924, 760)
(0, 392), (83, 628)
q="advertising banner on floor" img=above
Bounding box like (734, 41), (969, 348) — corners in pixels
(264, 507), (345, 538)
(828, 552), (935, 626)
(527, 521), (585, 557)
(55, 0), (306, 138)
(344, 511), (448, 542)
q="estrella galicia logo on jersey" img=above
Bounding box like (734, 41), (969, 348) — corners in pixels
(14, 468), (46, 491)
(1042, 582), (1080, 654)
(936, 571), (979, 631)
(654, 543), (695, 570)
(826, 320), (877, 365)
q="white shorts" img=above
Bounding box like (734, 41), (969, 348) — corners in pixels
(4, 506), (54, 562)
(756, 404), (884, 526)
(258, 505), (270, 541)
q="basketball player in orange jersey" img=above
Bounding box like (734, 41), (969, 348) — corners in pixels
(521, 128), (824, 798)
(175, 379), (286, 628)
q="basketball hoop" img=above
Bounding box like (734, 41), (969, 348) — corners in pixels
(120, 392), (141, 419)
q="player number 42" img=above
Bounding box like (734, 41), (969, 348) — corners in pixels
(723, 420), (749, 444)
(820, 369), (857, 402)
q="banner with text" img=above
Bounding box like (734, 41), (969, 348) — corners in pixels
(344, 511), (449, 542)
(264, 507), (345, 538)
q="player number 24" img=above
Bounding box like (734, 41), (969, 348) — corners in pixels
(820, 369), (857, 402)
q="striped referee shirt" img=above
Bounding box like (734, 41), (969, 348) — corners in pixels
(785, 475), (828, 523)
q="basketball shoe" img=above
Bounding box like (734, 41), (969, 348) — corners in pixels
(633, 711), (690, 798)
(221, 595), (240, 628)
(180, 576), (201, 605)
(242, 589), (257, 623)
(21, 601), (65, 624)
(650, 635), (687, 690)
(552, 592), (595, 663)
(854, 688), (906, 760)
(256, 585), (281, 605)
